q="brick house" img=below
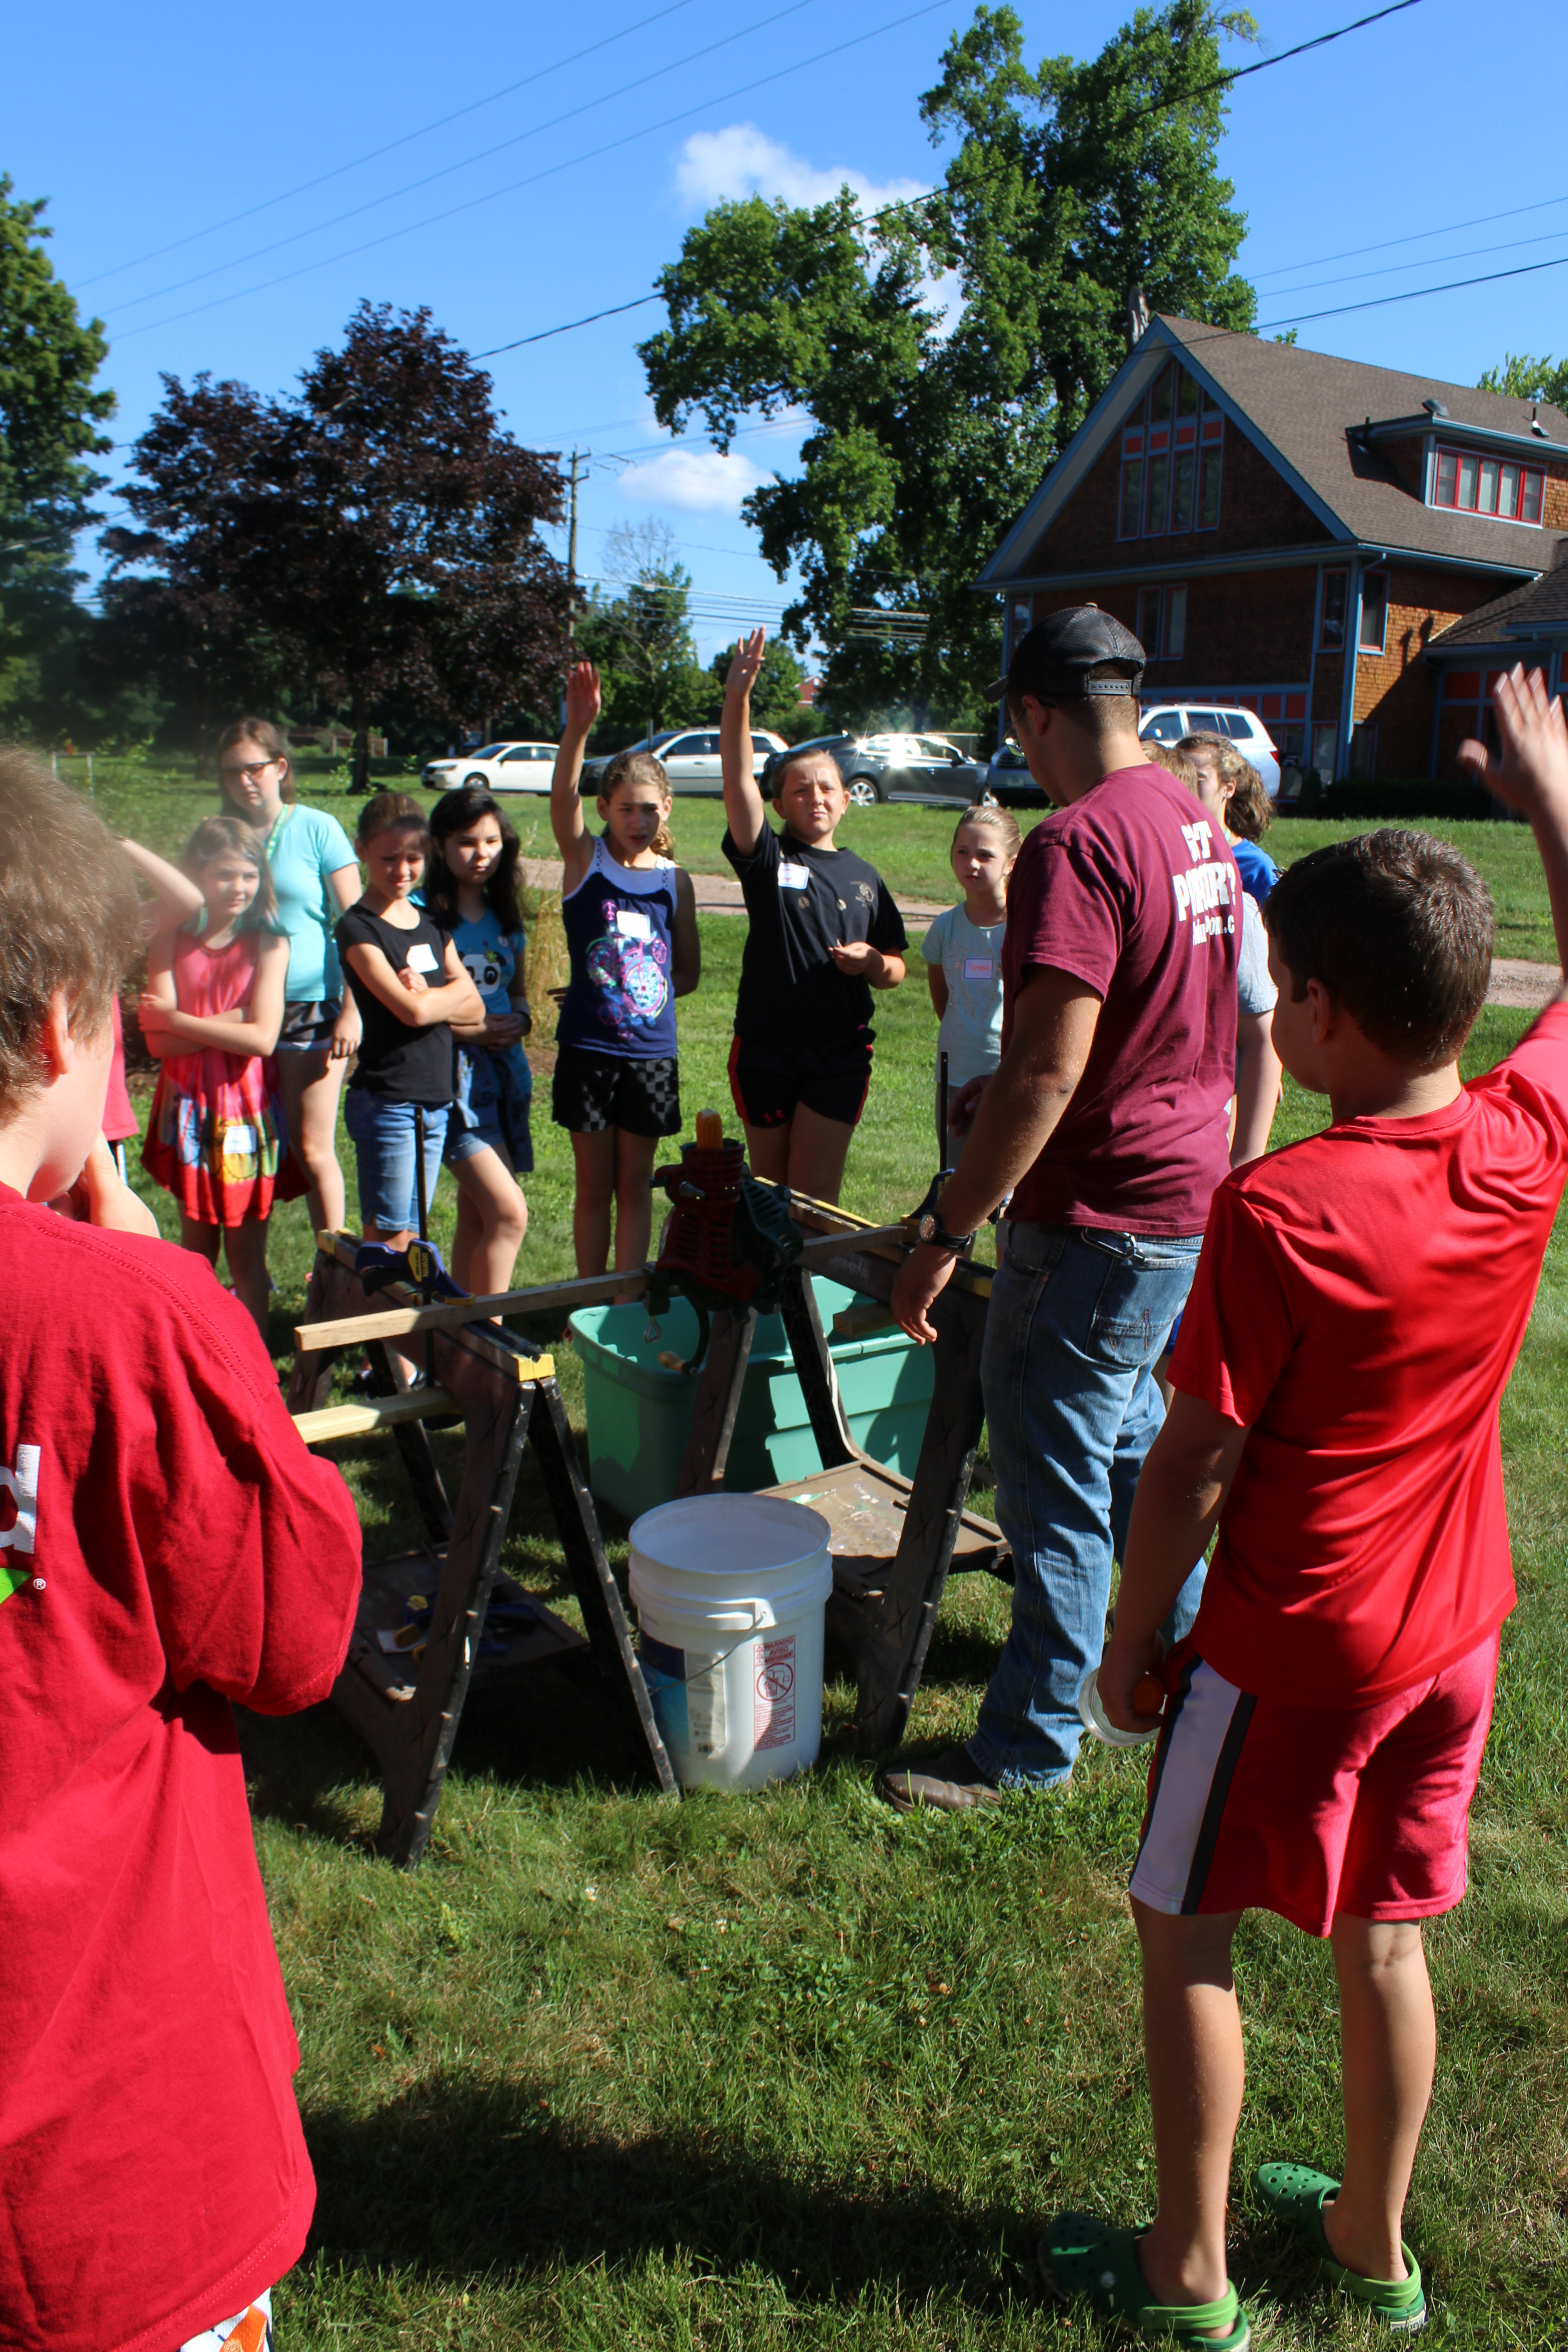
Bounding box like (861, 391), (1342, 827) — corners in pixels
(973, 316), (1568, 780)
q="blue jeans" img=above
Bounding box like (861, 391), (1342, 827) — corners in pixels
(344, 1090), (447, 1234)
(970, 1221), (1206, 1790)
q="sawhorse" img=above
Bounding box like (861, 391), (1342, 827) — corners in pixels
(289, 1234), (676, 1864)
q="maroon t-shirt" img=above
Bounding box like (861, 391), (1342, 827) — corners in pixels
(1002, 762), (1240, 1234)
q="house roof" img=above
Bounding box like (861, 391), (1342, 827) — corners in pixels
(1427, 554), (1568, 655)
(977, 316), (1568, 590)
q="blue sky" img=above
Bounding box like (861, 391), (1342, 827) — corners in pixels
(7, 0), (1568, 666)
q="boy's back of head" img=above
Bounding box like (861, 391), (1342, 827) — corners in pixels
(0, 748), (137, 1117)
(1263, 828), (1492, 1071)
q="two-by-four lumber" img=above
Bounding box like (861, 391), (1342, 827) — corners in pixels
(293, 1385), (472, 1445)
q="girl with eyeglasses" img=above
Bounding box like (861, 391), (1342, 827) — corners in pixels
(215, 718), (361, 1231)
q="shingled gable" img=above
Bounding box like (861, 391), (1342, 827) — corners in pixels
(975, 316), (1568, 783)
(976, 315), (1568, 592)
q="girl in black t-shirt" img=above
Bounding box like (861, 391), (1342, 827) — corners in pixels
(720, 628), (906, 1203)
(334, 793), (484, 1252)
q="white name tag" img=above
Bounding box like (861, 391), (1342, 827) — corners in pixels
(223, 1125), (255, 1156)
(778, 862), (811, 891)
(406, 941), (439, 973)
(615, 907), (652, 939)
(962, 956), (995, 981)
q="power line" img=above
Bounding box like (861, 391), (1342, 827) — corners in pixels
(109, 0), (954, 346)
(1249, 190), (1568, 285)
(474, 295), (662, 359)
(108, 0), (831, 320)
(1127, 0), (1427, 120)
(78, 0), (707, 290)
(1259, 249), (1568, 331)
(1250, 221), (1568, 305)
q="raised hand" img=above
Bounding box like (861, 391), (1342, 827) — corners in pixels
(564, 660), (602, 736)
(724, 627), (767, 701)
(1460, 665), (1568, 820)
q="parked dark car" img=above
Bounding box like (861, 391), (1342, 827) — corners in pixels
(985, 743), (1044, 806)
(788, 731), (988, 807)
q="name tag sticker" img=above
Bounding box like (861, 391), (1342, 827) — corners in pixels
(963, 956), (995, 981)
(406, 941), (439, 973)
(615, 907), (652, 939)
(778, 862), (811, 891)
(223, 1126), (255, 1157)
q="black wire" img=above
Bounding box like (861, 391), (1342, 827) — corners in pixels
(1259, 248), (1568, 331)
(474, 296), (663, 359)
(78, 0), (708, 290)
(1126, 0), (1427, 120)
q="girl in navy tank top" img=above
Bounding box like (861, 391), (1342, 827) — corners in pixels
(550, 662), (701, 1281)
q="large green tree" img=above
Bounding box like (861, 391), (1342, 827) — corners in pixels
(640, 0), (1256, 727)
(0, 178), (116, 733)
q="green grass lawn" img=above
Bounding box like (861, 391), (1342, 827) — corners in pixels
(78, 753), (1568, 2346)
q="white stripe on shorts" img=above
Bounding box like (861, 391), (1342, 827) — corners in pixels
(1130, 1659), (1255, 1916)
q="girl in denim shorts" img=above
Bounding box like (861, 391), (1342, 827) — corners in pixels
(334, 794), (483, 1257)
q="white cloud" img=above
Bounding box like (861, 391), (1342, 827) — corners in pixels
(618, 445), (769, 514)
(674, 123), (927, 218)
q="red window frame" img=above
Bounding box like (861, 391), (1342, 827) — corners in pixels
(1431, 442), (1544, 524)
(1120, 369), (1217, 539)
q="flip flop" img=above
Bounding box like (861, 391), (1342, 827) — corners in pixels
(1039, 2212), (1250, 2347)
(1254, 2162), (1426, 2332)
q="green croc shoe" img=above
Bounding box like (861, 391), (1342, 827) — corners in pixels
(1039, 2212), (1250, 2348)
(1255, 2162), (1427, 2332)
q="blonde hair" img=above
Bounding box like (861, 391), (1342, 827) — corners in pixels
(0, 747), (139, 1115)
(181, 814), (278, 926)
(598, 750), (674, 859)
(952, 803), (1022, 862)
(1170, 732), (1273, 838)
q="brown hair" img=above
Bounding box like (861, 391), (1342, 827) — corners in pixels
(597, 750), (674, 860)
(1007, 660), (1140, 745)
(952, 803), (1022, 862)
(216, 716), (294, 810)
(764, 742), (845, 802)
(180, 814), (278, 927)
(1263, 829), (1492, 1069)
(354, 790), (428, 850)
(1171, 732), (1274, 839)
(0, 747), (139, 1115)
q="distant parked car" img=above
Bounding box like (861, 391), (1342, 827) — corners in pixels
(421, 741), (558, 793)
(1138, 702), (1281, 799)
(985, 741), (1043, 806)
(578, 726), (787, 796)
(787, 732), (988, 807)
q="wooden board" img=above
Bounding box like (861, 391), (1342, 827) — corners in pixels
(293, 1386), (465, 1445)
(762, 1458), (1006, 1597)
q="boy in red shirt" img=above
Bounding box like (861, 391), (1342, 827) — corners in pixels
(1040, 667), (1568, 2347)
(0, 749), (364, 2352)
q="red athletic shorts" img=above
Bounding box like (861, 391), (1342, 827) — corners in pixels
(1128, 1631), (1501, 1936)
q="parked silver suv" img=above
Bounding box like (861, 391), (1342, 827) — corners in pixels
(1138, 702), (1281, 797)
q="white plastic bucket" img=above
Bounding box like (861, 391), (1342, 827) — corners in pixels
(628, 1494), (833, 1790)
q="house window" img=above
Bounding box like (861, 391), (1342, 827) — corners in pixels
(1120, 368), (1213, 538)
(1320, 570), (1349, 651)
(1164, 585), (1187, 660)
(1137, 586), (1163, 651)
(1349, 722), (1377, 779)
(1358, 573), (1388, 654)
(1007, 598), (1033, 656)
(1433, 443), (1544, 523)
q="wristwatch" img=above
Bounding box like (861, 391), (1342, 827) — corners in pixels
(917, 1212), (975, 1255)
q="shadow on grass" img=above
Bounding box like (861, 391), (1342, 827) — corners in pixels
(303, 2076), (1034, 2315)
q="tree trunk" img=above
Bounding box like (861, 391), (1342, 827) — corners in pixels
(350, 688), (371, 794)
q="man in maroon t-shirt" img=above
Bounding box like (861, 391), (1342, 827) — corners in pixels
(885, 608), (1239, 1808)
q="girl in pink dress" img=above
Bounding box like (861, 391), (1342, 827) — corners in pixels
(140, 817), (298, 1333)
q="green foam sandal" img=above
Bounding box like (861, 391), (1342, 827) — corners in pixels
(1039, 2212), (1250, 2348)
(1255, 2162), (1427, 2332)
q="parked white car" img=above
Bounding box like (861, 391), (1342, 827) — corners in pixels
(421, 741), (558, 794)
(579, 725), (788, 795)
(1138, 703), (1281, 798)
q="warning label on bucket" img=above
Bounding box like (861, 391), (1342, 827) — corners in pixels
(753, 1635), (796, 1751)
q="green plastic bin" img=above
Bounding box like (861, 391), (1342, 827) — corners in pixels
(570, 1278), (934, 1519)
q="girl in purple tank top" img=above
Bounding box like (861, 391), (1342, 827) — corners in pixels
(550, 662), (701, 1282)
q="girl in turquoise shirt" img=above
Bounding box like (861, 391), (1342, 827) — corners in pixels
(216, 717), (361, 1231)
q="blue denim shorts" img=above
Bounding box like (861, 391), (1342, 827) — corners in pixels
(344, 1089), (447, 1233)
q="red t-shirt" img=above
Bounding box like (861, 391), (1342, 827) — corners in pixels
(1171, 1000), (1568, 1706)
(0, 1191), (363, 2352)
(1002, 764), (1239, 1232)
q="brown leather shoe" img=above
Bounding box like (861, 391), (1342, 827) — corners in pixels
(878, 1744), (1004, 1813)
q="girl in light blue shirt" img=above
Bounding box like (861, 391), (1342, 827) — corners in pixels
(920, 804), (1020, 1166)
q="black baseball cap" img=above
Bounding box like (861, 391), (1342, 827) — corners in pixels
(985, 604), (1145, 703)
